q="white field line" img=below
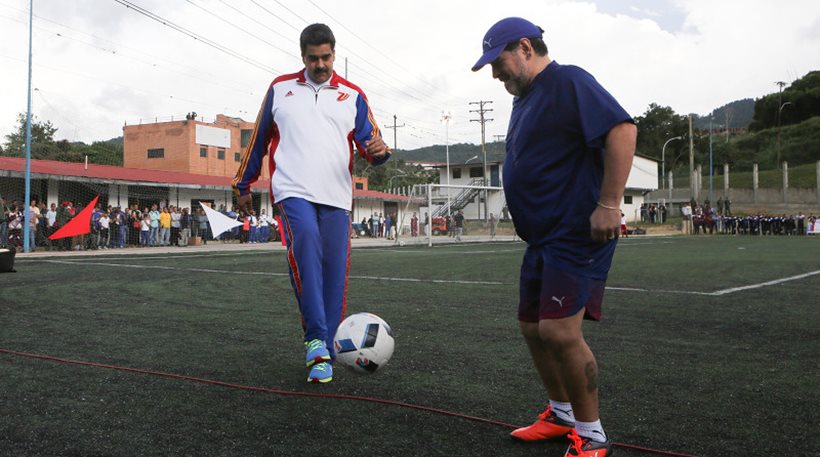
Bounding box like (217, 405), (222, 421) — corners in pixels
(707, 270), (820, 296)
(36, 262), (819, 295)
(17, 252), (267, 263)
(39, 260), (505, 285)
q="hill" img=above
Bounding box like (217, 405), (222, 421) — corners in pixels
(692, 98), (755, 129)
(394, 141), (506, 164)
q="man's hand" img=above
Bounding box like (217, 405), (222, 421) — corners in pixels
(365, 136), (388, 158)
(236, 193), (252, 217)
(590, 205), (620, 243)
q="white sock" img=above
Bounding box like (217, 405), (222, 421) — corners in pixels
(548, 399), (575, 423)
(575, 419), (607, 443)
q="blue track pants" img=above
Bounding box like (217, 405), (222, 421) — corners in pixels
(277, 197), (350, 359)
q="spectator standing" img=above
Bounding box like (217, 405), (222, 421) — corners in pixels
(384, 213), (392, 240)
(148, 204), (160, 246)
(179, 208), (191, 246)
(28, 200), (40, 251)
(257, 209), (270, 242)
(159, 207), (171, 246)
(170, 206), (181, 246)
(370, 212), (379, 238)
(140, 213), (150, 247)
(0, 196), (9, 247)
(454, 210), (465, 241)
(248, 210), (258, 242)
(7, 204), (22, 249)
(98, 211), (110, 248)
(45, 203), (57, 242)
(411, 212), (418, 237)
(489, 212), (497, 240)
(197, 208), (210, 244)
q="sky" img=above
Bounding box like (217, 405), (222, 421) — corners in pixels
(1, 0), (819, 152)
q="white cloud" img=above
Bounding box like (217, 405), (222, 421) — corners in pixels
(0, 0), (818, 150)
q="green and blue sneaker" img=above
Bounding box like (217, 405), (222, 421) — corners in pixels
(307, 362), (333, 383)
(305, 339), (331, 367)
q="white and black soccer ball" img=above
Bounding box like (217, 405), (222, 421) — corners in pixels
(333, 312), (395, 374)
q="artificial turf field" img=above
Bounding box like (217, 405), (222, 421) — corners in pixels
(1, 235), (818, 457)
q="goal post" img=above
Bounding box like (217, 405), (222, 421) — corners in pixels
(395, 182), (509, 247)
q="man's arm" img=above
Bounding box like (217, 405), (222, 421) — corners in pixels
(233, 85), (276, 214)
(353, 93), (390, 164)
(590, 121), (637, 243)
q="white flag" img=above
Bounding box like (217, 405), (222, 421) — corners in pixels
(200, 202), (243, 238)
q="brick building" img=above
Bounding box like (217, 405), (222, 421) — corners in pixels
(123, 114), (265, 179)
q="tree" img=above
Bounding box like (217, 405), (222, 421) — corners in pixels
(749, 71), (820, 131)
(3, 113), (59, 158)
(71, 139), (124, 166)
(633, 103), (689, 168)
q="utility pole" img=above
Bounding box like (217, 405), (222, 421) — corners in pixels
(775, 81), (787, 169)
(470, 100), (493, 221)
(688, 114), (695, 202)
(383, 114), (405, 151)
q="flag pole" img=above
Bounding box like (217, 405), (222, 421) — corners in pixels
(23, 0), (34, 253)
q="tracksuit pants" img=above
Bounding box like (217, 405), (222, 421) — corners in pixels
(278, 197), (350, 359)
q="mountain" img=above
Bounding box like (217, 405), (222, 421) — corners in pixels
(395, 141), (506, 164)
(692, 98), (755, 130)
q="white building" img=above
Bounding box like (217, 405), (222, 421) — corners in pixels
(407, 154), (658, 223)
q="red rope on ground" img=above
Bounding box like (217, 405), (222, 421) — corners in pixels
(0, 348), (699, 457)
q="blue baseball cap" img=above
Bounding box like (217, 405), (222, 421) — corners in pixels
(471, 17), (544, 71)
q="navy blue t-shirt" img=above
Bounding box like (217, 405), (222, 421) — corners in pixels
(503, 61), (633, 278)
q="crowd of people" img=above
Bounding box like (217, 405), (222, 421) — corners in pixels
(358, 211), (398, 239)
(0, 196), (282, 251)
(679, 199), (817, 236)
(639, 202), (668, 224)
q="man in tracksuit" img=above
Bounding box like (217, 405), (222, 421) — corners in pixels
(233, 23), (390, 383)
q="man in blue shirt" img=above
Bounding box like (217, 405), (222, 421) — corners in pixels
(473, 17), (636, 457)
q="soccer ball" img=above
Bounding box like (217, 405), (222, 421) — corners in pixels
(333, 313), (395, 373)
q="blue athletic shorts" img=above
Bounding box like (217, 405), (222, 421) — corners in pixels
(518, 246), (606, 322)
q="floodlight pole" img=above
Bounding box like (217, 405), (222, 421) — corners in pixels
(23, 0), (34, 253)
(441, 111), (452, 219)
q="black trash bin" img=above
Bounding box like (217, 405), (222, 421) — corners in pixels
(0, 248), (16, 273)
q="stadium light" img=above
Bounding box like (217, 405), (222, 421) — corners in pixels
(465, 155), (479, 164)
(441, 111), (452, 218)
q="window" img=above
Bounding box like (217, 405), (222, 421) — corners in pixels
(469, 167), (483, 178)
(147, 148), (164, 159)
(217, 149), (225, 160)
(241, 129), (253, 148)
(452, 169), (461, 179)
(354, 182), (364, 190)
(200, 147), (207, 158)
(623, 196), (633, 204)
(234, 152), (241, 162)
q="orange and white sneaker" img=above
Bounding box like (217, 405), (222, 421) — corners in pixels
(564, 429), (612, 457)
(510, 406), (575, 442)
